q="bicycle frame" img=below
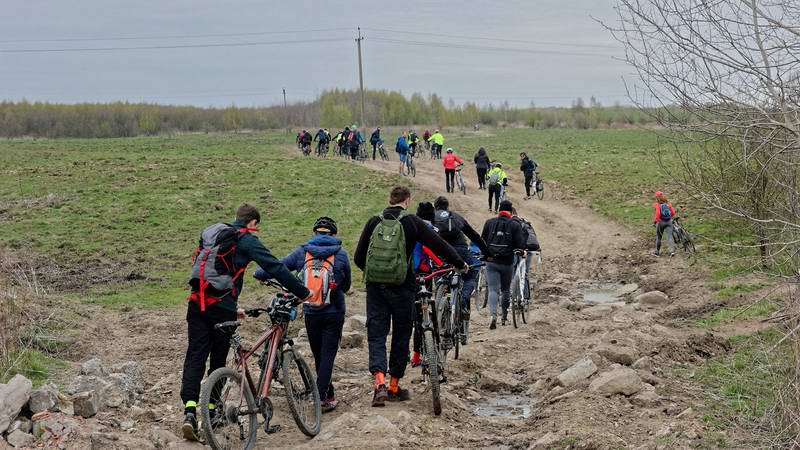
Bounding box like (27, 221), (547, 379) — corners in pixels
(233, 320), (288, 408)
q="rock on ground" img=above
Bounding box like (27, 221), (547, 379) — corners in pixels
(478, 371), (522, 392)
(73, 390), (102, 418)
(28, 383), (59, 414)
(529, 431), (562, 449)
(597, 345), (638, 366)
(5, 429), (34, 448)
(631, 383), (661, 407)
(90, 432), (157, 450)
(635, 290), (670, 306)
(80, 358), (107, 377)
(632, 356), (654, 371)
(344, 314), (367, 332)
(0, 374), (33, 433)
(556, 357), (598, 387)
(339, 331), (364, 349)
(589, 367), (643, 396)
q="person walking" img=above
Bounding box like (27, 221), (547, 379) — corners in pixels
(370, 127), (382, 160)
(396, 132), (410, 176)
(253, 216), (351, 413)
(519, 152), (538, 199)
(474, 147), (491, 190)
(429, 129), (444, 159)
(481, 200), (527, 329)
(653, 191), (677, 257)
(442, 148), (464, 193)
(486, 162), (509, 213)
(354, 186), (466, 407)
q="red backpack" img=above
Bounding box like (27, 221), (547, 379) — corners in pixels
(187, 224), (254, 311)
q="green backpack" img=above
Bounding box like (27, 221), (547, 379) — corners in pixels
(364, 211), (409, 284)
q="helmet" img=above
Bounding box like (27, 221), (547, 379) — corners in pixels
(654, 191), (663, 197)
(313, 216), (338, 235)
(446, 148), (453, 153)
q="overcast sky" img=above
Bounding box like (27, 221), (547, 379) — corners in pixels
(0, 0), (631, 108)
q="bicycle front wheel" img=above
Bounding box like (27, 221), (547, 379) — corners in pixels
(434, 284), (452, 364)
(281, 349), (321, 437)
(423, 329), (442, 416)
(452, 295), (462, 360)
(199, 367), (258, 450)
(536, 183), (544, 200)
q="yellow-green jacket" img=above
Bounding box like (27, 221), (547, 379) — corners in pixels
(429, 132), (444, 146)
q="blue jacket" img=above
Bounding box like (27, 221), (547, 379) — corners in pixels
(396, 136), (409, 155)
(254, 234), (351, 316)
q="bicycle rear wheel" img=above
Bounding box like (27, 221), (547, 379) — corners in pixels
(423, 329), (442, 416)
(434, 284), (452, 364)
(281, 349), (321, 437)
(511, 294), (519, 328)
(536, 183), (544, 200)
(452, 294), (462, 360)
(199, 367), (258, 450)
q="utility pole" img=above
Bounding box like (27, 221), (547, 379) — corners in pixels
(356, 27), (365, 127)
(283, 88), (288, 134)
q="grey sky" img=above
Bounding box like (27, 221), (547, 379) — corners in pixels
(0, 0), (630, 108)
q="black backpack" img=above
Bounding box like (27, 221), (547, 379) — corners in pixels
(434, 210), (461, 242)
(486, 218), (514, 258)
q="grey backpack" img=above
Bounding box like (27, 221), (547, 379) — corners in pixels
(188, 224), (248, 311)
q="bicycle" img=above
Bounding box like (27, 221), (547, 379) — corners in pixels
(357, 144), (368, 163)
(414, 269), (446, 416)
(405, 151), (416, 177)
(316, 141), (329, 158)
(455, 166), (466, 195)
(434, 263), (483, 361)
(510, 251), (529, 328)
(378, 142), (389, 161)
(476, 265), (488, 310)
(199, 280), (321, 449)
(671, 217), (695, 253)
(534, 172), (544, 200)
(301, 143), (311, 157)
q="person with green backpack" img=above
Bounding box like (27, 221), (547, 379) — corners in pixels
(354, 186), (467, 407)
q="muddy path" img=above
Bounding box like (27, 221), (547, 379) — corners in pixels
(59, 149), (735, 449)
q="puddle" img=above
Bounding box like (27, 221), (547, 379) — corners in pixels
(473, 395), (532, 419)
(582, 283), (638, 304)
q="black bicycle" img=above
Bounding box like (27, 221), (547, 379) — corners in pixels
(405, 151), (416, 177)
(672, 218), (695, 253)
(534, 172), (544, 200)
(378, 141), (389, 161)
(414, 270), (446, 416)
(433, 266), (471, 362)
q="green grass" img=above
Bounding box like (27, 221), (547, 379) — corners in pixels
(1, 349), (68, 387)
(0, 133), (402, 308)
(695, 297), (776, 327)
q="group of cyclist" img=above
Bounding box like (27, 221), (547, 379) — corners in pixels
(297, 126), (366, 159)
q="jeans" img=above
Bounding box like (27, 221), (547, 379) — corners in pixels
(485, 262), (513, 318)
(477, 168), (487, 189)
(488, 184), (502, 211)
(305, 313), (344, 401)
(524, 173), (534, 197)
(366, 283), (415, 378)
(455, 248), (480, 311)
(180, 302), (237, 408)
(656, 220), (675, 254)
(445, 169), (456, 192)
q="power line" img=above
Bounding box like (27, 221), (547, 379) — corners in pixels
(0, 27), (352, 44)
(0, 37), (351, 54)
(369, 37), (618, 58)
(363, 27), (619, 50)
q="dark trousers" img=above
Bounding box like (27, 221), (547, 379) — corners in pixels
(372, 143), (378, 159)
(445, 169), (456, 192)
(477, 168), (487, 189)
(305, 313), (344, 401)
(488, 184), (502, 211)
(366, 283), (415, 379)
(180, 302), (237, 407)
(349, 145), (358, 160)
(524, 173), (534, 197)
(432, 144), (442, 159)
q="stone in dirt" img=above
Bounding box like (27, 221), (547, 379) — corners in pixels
(635, 291), (670, 306)
(166, 442), (205, 450)
(5, 429), (34, 448)
(8, 417), (31, 434)
(632, 356), (654, 371)
(73, 390), (102, 418)
(556, 357), (598, 387)
(149, 429), (179, 449)
(589, 367), (642, 396)
(597, 345), (639, 366)
(344, 314), (368, 332)
(339, 331), (364, 349)
(90, 432), (157, 450)
(478, 371), (522, 392)
(583, 304), (614, 318)
(28, 383), (59, 414)
(0, 374), (33, 434)
(630, 383), (661, 407)
(80, 358), (107, 377)
(529, 431), (562, 449)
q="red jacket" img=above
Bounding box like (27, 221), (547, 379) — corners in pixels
(653, 202), (676, 223)
(442, 153), (463, 170)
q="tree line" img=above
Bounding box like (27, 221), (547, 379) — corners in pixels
(0, 90), (658, 139)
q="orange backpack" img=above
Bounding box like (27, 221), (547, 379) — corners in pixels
(302, 252), (336, 309)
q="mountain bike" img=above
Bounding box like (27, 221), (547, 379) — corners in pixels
(357, 144), (368, 163)
(316, 142), (329, 158)
(455, 166), (466, 195)
(477, 265), (488, 310)
(199, 280), (321, 449)
(414, 270), (445, 416)
(434, 263), (483, 361)
(534, 173), (544, 200)
(672, 218), (695, 253)
(510, 251), (529, 328)
(405, 151), (416, 177)
(301, 143), (311, 157)
(378, 142), (389, 161)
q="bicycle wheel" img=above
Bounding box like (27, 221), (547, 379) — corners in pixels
(511, 293), (519, 328)
(199, 367), (258, 450)
(481, 267), (489, 310)
(536, 182), (544, 200)
(460, 176), (466, 195)
(281, 349), (321, 437)
(452, 294), (462, 360)
(423, 329), (442, 416)
(434, 284), (451, 364)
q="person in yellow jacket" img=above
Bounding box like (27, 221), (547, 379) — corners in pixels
(429, 130), (444, 160)
(485, 162), (509, 213)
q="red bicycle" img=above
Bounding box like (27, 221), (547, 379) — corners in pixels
(198, 280), (320, 449)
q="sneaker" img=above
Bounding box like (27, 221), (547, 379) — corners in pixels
(372, 385), (388, 407)
(501, 318), (507, 326)
(489, 316), (497, 330)
(652, 251), (660, 257)
(387, 387), (411, 402)
(181, 412), (200, 441)
(670, 252), (675, 257)
(321, 398), (339, 413)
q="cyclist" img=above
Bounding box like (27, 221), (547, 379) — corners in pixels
(474, 147), (491, 190)
(423, 129), (431, 151)
(314, 128), (330, 156)
(429, 129), (444, 159)
(299, 130), (313, 154)
(347, 125), (364, 160)
(335, 128), (348, 156)
(481, 200), (527, 329)
(653, 191), (677, 257)
(511, 208), (541, 302)
(396, 132), (410, 176)
(410, 201), (443, 368)
(180, 204), (312, 441)
(433, 196), (490, 341)
(520, 152), (538, 199)
(295, 132), (302, 150)
(252, 216), (351, 413)
(354, 186), (466, 407)
(370, 127), (382, 160)
(486, 162), (509, 213)
(408, 130), (419, 156)
(442, 148), (464, 193)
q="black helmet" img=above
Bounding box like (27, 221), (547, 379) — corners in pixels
(313, 216), (338, 235)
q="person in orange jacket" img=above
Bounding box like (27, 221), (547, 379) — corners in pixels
(442, 148), (464, 193)
(653, 191), (677, 257)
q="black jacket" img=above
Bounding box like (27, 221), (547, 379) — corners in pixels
(354, 206), (466, 288)
(433, 209), (489, 256)
(481, 214), (527, 265)
(520, 157), (537, 175)
(474, 152), (491, 170)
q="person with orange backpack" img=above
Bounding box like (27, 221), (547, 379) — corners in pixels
(180, 204), (311, 441)
(652, 191), (677, 257)
(253, 216), (351, 413)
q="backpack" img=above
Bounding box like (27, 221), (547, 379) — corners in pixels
(188, 224), (250, 312)
(348, 131), (357, 142)
(488, 170), (501, 186)
(521, 220), (539, 250)
(433, 210), (460, 241)
(301, 252), (336, 309)
(659, 203), (672, 221)
(410, 133), (418, 143)
(364, 211), (408, 285)
(486, 218), (514, 258)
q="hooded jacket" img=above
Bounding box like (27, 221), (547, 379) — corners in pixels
(442, 152), (463, 170)
(254, 234), (351, 316)
(474, 149), (491, 170)
(520, 157), (537, 175)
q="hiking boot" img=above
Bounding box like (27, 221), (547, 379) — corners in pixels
(387, 387), (411, 402)
(181, 412), (200, 441)
(321, 398), (339, 413)
(372, 385), (388, 407)
(489, 316), (497, 330)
